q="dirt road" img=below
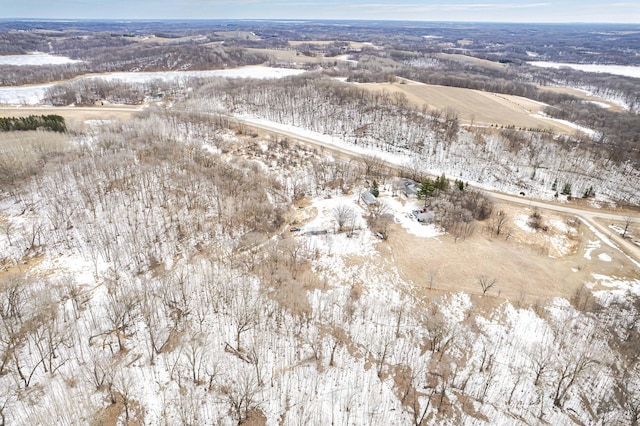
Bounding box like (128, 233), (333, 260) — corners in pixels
(237, 116), (640, 265)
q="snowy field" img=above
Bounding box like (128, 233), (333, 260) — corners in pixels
(530, 112), (599, 137)
(83, 66), (306, 84)
(0, 83), (55, 105)
(0, 66), (306, 105)
(0, 52), (82, 66)
(528, 61), (640, 79)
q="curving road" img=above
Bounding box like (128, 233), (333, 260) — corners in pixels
(5, 103), (636, 264)
(235, 116), (640, 265)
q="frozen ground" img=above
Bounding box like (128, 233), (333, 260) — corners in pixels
(0, 52), (82, 66)
(0, 66), (306, 105)
(83, 66), (306, 84)
(528, 61), (640, 79)
(1, 124), (639, 425)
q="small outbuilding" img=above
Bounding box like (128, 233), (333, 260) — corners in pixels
(360, 190), (379, 206)
(306, 227), (328, 235)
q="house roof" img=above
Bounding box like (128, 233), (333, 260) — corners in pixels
(361, 190), (379, 205)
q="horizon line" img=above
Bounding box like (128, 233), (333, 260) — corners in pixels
(1, 18), (639, 26)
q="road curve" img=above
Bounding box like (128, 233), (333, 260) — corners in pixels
(11, 105), (634, 264)
(236, 116), (640, 265)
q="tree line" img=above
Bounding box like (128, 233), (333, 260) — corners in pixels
(0, 114), (66, 133)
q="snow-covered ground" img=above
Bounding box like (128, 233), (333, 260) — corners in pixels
(528, 61), (640, 79)
(2, 112), (639, 425)
(0, 66), (306, 105)
(530, 112), (599, 137)
(0, 83), (55, 105)
(0, 52), (82, 66)
(83, 66), (306, 84)
(383, 196), (443, 238)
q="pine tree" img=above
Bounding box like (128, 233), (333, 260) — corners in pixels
(551, 179), (557, 192)
(583, 186), (595, 198)
(561, 182), (572, 196)
(417, 178), (436, 202)
(371, 180), (379, 198)
(435, 173), (449, 191)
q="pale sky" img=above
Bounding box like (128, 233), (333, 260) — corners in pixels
(1, 0), (639, 23)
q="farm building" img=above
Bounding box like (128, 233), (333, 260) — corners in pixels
(391, 177), (419, 198)
(360, 190), (379, 206)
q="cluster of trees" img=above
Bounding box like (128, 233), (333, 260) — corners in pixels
(0, 63), (84, 86)
(417, 173), (450, 200)
(0, 30), (52, 54)
(0, 104), (639, 425)
(43, 79), (151, 106)
(416, 173), (493, 240)
(0, 114), (65, 133)
(0, 32), (269, 86)
(355, 48), (638, 164)
(186, 75), (639, 204)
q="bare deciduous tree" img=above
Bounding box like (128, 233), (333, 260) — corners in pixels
(623, 216), (634, 239)
(477, 275), (497, 296)
(332, 204), (355, 233)
(103, 285), (141, 352)
(229, 284), (260, 352)
(493, 210), (509, 236)
(359, 153), (386, 181)
(222, 370), (262, 424)
(427, 269), (438, 290)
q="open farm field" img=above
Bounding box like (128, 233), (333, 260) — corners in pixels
(288, 40), (377, 49)
(244, 47), (328, 63)
(357, 79), (579, 133)
(435, 53), (507, 70)
(381, 201), (637, 305)
(0, 106), (139, 123)
(539, 85), (625, 112)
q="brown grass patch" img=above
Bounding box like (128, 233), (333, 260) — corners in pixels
(538, 86), (624, 112)
(357, 80), (577, 133)
(245, 48), (342, 64)
(378, 205), (639, 307)
(288, 40), (375, 50)
(0, 107), (139, 130)
(436, 53), (506, 71)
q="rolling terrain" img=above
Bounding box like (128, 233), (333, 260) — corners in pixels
(0, 19), (639, 426)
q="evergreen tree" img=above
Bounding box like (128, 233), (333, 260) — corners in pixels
(0, 114), (66, 133)
(551, 179), (557, 192)
(417, 178), (436, 203)
(435, 173), (449, 191)
(582, 186), (595, 198)
(371, 180), (379, 198)
(561, 182), (572, 196)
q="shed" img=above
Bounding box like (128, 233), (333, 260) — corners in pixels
(306, 227), (328, 235)
(402, 179), (419, 198)
(360, 190), (379, 206)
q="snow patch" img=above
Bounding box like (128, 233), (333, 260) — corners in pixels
(0, 66), (305, 105)
(514, 213), (535, 233)
(530, 112), (599, 137)
(382, 196), (443, 239)
(588, 274), (640, 306)
(528, 61), (640, 79)
(598, 253), (612, 262)
(584, 239), (600, 260)
(0, 53), (82, 66)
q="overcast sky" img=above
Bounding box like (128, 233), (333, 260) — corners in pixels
(2, 0), (639, 23)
